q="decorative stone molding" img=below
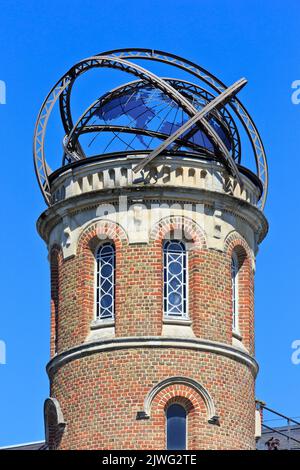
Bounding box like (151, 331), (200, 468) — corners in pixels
(50, 155), (261, 208)
(162, 318), (195, 338)
(86, 320), (116, 342)
(224, 231), (256, 272)
(149, 214), (207, 250)
(38, 186), (268, 260)
(46, 336), (259, 378)
(44, 397), (66, 449)
(142, 376), (216, 422)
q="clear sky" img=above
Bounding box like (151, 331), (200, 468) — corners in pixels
(0, 0), (299, 446)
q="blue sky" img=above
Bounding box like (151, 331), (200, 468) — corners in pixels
(0, 0), (299, 446)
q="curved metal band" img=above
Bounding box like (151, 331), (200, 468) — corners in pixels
(94, 48), (268, 208)
(165, 79), (241, 162)
(170, 80), (241, 161)
(63, 78), (240, 164)
(35, 49), (267, 208)
(65, 124), (217, 162)
(36, 55), (235, 204)
(61, 60), (240, 187)
(132, 78), (246, 181)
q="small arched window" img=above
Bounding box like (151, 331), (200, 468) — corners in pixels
(231, 252), (239, 333)
(96, 243), (115, 320)
(166, 404), (187, 450)
(163, 241), (188, 319)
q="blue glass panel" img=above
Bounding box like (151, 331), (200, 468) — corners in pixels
(101, 294), (113, 308)
(169, 292), (182, 306)
(167, 404), (186, 450)
(169, 261), (182, 275)
(101, 244), (114, 256)
(170, 277), (181, 290)
(86, 83), (232, 156)
(209, 116), (231, 151)
(101, 264), (113, 277)
(167, 241), (184, 252)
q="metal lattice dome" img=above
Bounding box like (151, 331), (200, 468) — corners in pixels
(33, 48), (268, 208)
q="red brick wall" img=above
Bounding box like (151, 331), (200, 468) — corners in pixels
(50, 246), (63, 357)
(48, 219), (256, 449)
(50, 349), (255, 450)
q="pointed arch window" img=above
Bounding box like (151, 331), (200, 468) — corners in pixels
(166, 404), (187, 450)
(96, 243), (115, 320)
(163, 240), (188, 319)
(231, 252), (239, 333)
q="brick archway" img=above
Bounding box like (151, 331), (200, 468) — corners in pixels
(145, 377), (216, 450)
(149, 215), (207, 250)
(76, 220), (128, 339)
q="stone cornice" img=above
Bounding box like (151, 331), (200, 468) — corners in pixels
(37, 185), (268, 245)
(46, 336), (259, 378)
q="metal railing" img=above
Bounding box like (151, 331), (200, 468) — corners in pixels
(256, 401), (300, 450)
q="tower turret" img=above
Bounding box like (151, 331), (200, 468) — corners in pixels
(35, 49), (268, 450)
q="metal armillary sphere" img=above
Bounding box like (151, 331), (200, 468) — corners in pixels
(33, 48), (268, 209)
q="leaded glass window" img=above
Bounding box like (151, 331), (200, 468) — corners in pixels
(231, 252), (239, 333)
(163, 240), (187, 318)
(96, 243), (115, 320)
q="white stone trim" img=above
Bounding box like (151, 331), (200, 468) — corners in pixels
(162, 319), (195, 338)
(90, 319), (115, 330)
(46, 336), (259, 378)
(50, 156), (261, 208)
(38, 186), (268, 260)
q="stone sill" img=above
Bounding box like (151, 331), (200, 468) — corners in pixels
(90, 319), (115, 330)
(163, 318), (192, 326)
(232, 330), (243, 341)
(162, 317), (195, 338)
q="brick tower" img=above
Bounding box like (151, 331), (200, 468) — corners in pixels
(35, 49), (268, 450)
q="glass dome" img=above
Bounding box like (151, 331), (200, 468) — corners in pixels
(64, 80), (236, 164)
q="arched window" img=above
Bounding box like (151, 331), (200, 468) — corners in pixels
(50, 248), (60, 355)
(96, 243), (115, 320)
(163, 241), (188, 319)
(231, 252), (239, 333)
(166, 404), (187, 450)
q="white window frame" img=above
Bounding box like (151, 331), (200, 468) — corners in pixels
(231, 252), (240, 334)
(163, 240), (189, 319)
(94, 242), (115, 322)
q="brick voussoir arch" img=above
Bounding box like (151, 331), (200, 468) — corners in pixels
(224, 231), (253, 261)
(149, 215), (207, 249)
(77, 219), (129, 252)
(143, 377), (216, 422)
